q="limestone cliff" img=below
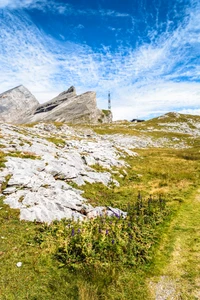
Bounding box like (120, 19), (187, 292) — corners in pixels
(0, 85), (39, 124)
(0, 85), (112, 124)
(27, 87), (112, 124)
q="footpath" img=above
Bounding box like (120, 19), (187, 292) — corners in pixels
(149, 189), (200, 299)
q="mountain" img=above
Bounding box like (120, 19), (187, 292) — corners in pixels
(0, 85), (112, 124)
(0, 85), (39, 123)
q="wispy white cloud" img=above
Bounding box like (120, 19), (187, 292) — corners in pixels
(0, 0), (37, 9)
(0, 0), (130, 18)
(0, 11), (59, 99)
(112, 81), (200, 120)
(0, 1), (200, 120)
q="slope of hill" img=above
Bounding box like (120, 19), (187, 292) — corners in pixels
(0, 113), (200, 299)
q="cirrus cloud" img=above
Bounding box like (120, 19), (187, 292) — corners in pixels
(0, 0), (200, 120)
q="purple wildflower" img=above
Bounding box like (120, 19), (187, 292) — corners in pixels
(71, 228), (75, 236)
(112, 239), (115, 244)
(106, 229), (109, 235)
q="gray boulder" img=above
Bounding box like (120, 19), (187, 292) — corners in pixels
(0, 85), (39, 123)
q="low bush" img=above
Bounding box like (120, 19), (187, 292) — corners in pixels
(34, 194), (170, 269)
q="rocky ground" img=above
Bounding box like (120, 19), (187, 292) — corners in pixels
(0, 115), (199, 223)
(0, 122), (130, 223)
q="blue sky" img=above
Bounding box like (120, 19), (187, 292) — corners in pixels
(0, 0), (200, 120)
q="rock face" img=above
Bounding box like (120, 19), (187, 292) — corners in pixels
(0, 85), (112, 124)
(27, 86), (112, 124)
(0, 122), (129, 223)
(0, 85), (39, 124)
(33, 86), (77, 115)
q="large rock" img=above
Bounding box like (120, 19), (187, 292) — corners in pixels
(0, 85), (112, 124)
(33, 86), (76, 115)
(0, 121), (128, 223)
(0, 85), (39, 123)
(26, 87), (112, 124)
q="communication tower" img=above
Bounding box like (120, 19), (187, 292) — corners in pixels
(108, 91), (111, 110)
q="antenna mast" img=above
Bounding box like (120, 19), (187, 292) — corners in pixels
(108, 91), (111, 110)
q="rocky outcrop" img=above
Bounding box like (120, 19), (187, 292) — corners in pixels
(0, 113), (195, 223)
(0, 85), (39, 124)
(34, 86), (77, 115)
(0, 85), (112, 124)
(0, 122), (129, 223)
(26, 87), (112, 124)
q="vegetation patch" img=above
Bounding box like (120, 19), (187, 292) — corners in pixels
(0, 151), (7, 168)
(35, 194), (170, 269)
(102, 109), (111, 117)
(0, 119), (200, 299)
(7, 151), (41, 160)
(46, 137), (66, 147)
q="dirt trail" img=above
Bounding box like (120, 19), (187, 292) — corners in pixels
(149, 189), (200, 299)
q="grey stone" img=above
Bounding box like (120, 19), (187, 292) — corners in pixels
(0, 85), (39, 124)
(3, 186), (17, 194)
(87, 206), (107, 218)
(0, 121), (132, 223)
(34, 86), (76, 114)
(0, 85), (112, 125)
(19, 87), (112, 124)
(107, 207), (127, 218)
(26, 91), (112, 124)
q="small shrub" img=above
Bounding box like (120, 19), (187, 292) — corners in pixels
(34, 194), (170, 269)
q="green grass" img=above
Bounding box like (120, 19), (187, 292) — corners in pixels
(81, 147), (200, 210)
(0, 151), (6, 168)
(46, 137), (66, 147)
(0, 196), (154, 300)
(1, 119), (200, 299)
(7, 151), (41, 160)
(102, 109), (112, 117)
(148, 189), (200, 299)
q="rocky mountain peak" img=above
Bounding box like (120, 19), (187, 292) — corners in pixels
(58, 85), (76, 97)
(0, 85), (39, 124)
(0, 85), (112, 124)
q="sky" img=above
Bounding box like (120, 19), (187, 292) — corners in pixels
(0, 0), (200, 120)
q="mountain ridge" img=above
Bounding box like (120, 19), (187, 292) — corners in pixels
(0, 85), (112, 124)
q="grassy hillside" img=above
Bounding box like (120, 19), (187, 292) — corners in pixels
(0, 113), (200, 299)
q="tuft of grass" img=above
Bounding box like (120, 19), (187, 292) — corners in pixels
(102, 109), (112, 117)
(0, 151), (7, 168)
(1, 174), (12, 191)
(21, 122), (39, 128)
(89, 163), (109, 173)
(46, 137), (66, 147)
(7, 151), (41, 160)
(53, 121), (64, 128)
